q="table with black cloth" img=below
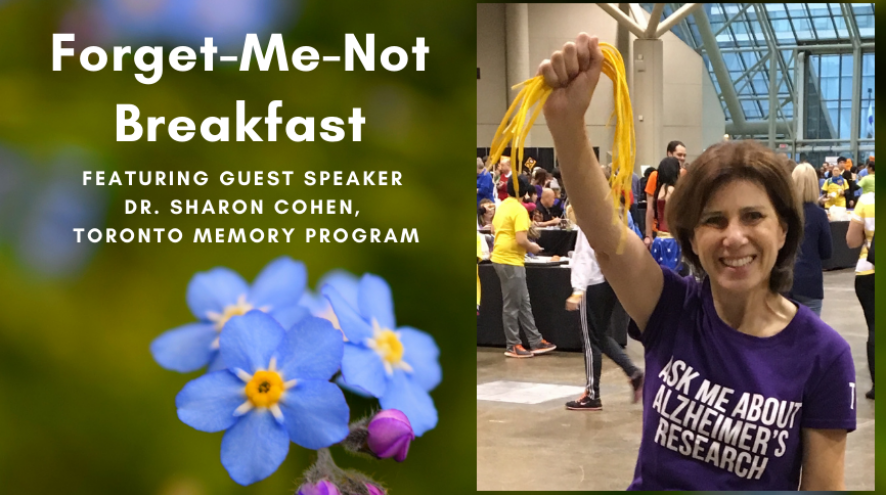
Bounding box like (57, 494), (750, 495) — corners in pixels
(823, 220), (863, 270)
(477, 262), (627, 351)
(536, 229), (577, 257)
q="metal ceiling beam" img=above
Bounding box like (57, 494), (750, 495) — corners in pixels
(725, 120), (793, 135)
(655, 3), (702, 38)
(598, 3), (647, 38)
(840, 3), (861, 49)
(712, 3), (753, 38)
(796, 51), (805, 139)
(718, 43), (873, 53)
(671, 3), (699, 48)
(723, 95), (791, 102)
(693, 5), (745, 127)
(732, 52), (771, 94)
(850, 45), (862, 161)
(628, 3), (648, 24)
(752, 4), (795, 96)
(644, 3), (666, 37)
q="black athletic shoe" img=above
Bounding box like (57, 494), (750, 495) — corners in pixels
(504, 344), (534, 358)
(530, 339), (557, 355)
(566, 394), (602, 411)
(866, 387), (874, 400)
(630, 371), (645, 404)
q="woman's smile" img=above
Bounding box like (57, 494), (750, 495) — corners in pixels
(720, 254), (756, 269)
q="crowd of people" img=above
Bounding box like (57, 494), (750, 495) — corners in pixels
(478, 147), (875, 395)
(477, 32), (875, 492)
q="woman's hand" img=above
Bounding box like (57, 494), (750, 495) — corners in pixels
(537, 33), (604, 136)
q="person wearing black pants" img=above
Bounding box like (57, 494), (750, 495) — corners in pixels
(856, 274), (874, 399)
(564, 213), (643, 410)
(848, 191), (875, 399)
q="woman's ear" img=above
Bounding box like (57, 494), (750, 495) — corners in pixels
(777, 220), (787, 250)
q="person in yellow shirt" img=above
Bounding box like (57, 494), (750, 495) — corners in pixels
(848, 190), (875, 399)
(820, 173), (849, 209)
(491, 174), (557, 358)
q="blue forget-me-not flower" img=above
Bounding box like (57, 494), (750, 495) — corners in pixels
(322, 274), (441, 436)
(151, 256), (309, 372)
(175, 312), (350, 485)
(300, 269), (360, 328)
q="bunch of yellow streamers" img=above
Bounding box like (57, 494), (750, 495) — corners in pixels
(488, 42), (636, 253)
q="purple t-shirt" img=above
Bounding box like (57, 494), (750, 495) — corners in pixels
(627, 267), (856, 491)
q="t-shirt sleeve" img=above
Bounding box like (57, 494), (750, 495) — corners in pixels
(801, 347), (857, 431)
(627, 264), (691, 350)
(821, 180), (828, 192)
(514, 207), (531, 232)
(850, 197), (869, 223)
(644, 172), (658, 196)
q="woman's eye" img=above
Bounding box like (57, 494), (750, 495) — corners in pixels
(744, 211), (764, 222)
(702, 217), (726, 228)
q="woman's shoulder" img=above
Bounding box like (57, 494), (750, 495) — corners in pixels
(792, 303), (852, 357)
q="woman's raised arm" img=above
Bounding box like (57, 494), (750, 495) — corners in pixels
(539, 33), (663, 331)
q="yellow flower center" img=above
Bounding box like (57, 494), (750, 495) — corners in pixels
(367, 320), (412, 375)
(374, 329), (405, 364)
(207, 294), (256, 331)
(244, 370), (285, 408)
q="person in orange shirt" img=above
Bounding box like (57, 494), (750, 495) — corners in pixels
(643, 140), (686, 247)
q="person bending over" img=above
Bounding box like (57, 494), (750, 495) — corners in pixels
(535, 188), (563, 227)
(537, 33), (855, 490)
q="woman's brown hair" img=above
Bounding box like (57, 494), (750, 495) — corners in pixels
(665, 140), (803, 293)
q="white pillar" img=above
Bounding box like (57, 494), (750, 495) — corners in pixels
(505, 3), (531, 146)
(632, 39), (664, 169)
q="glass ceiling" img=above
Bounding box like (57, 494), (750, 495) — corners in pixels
(640, 3), (875, 123)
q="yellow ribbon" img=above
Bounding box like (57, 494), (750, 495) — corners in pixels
(488, 42), (635, 253)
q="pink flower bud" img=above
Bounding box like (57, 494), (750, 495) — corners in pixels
(367, 409), (415, 462)
(364, 483), (386, 495)
(297, 480), (340, 495)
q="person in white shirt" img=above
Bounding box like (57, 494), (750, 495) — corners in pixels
(563, 205), (644, 410)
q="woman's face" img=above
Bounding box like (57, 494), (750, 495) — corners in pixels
(483, 204), (495, 218)
(690, 180), (786, 294)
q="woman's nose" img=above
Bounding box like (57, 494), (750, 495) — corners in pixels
(721, 220), (748, 247)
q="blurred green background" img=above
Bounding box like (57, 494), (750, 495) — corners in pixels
(0, 0), (476, 493)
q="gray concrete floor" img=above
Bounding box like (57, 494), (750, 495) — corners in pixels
(477, 269), (874, 491)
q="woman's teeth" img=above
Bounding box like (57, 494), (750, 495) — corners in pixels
(722, 256), (754, 267)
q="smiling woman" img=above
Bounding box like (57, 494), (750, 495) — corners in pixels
(538, 32), (856, 491)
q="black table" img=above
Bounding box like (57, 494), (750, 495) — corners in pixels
(477, 262), (627, 352)
(537, 229), (577, 256)
(823, 221), (862, 270)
